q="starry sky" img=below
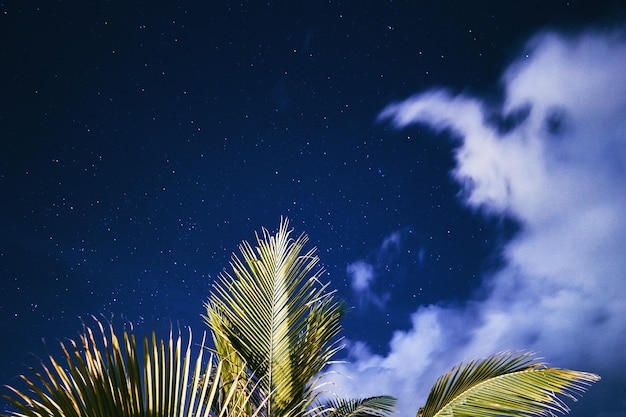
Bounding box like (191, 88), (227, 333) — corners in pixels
(2, 1), (626, 416)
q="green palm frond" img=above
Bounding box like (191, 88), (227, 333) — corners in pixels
(204, 218), (344, 417)
(418, 352), (600, 417)
(322, 396), (397, 417)
(1, 318), (258, 417)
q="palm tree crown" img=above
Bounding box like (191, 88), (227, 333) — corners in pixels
(1, 318), (253, 417)
(204, 218), (375, 417)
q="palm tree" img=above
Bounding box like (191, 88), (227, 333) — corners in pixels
(1, 318), (256, 417)
(2, 218), (599, 417)
(203, 218), (395, 417)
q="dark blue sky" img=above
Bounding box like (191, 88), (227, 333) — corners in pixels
(2, 2), (625, 416)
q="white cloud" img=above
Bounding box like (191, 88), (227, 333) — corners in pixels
(332, 29), (626, 417)
(346, 229), (415, 309)
(347, 259), (390, 310)
(347, 260), (375, 293)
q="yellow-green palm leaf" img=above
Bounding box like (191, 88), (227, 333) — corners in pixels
(204, 218), (344, 417)
(418, 352), (600, 417)
(322, 396), (397, 417)
(2, 318), (257, 417)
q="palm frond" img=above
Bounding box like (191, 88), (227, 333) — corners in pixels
(204, 217), (344, 417)
(322, 396), (397, 417)
(1, 317), (257, 417)
(419, 352), (600, 417)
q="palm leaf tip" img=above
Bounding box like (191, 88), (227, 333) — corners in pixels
(419, 352), (600, 417)
(324, 396), (397, 417)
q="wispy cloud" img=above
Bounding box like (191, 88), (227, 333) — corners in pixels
(332, 29), (626, 417)
(347, 261), (376, 293)
(347, 230), (409, 309)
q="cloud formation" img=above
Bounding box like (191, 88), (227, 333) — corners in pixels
(331, 29), (626, 417)
(347, 260), (376, 293)
(347, 230), (408, 309)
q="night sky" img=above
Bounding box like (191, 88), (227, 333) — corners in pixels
(2, 2), (626, 416)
